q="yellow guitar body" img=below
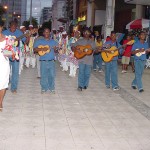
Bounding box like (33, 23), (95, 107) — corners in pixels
(101, 46), (119, 62)
(38, 45), (50, 56)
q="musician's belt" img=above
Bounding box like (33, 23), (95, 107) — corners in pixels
(40, 59), (55, 61)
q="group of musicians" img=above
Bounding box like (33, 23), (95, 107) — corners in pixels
(0, 20), (150, 109)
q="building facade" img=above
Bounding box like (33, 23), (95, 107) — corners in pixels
(51, 0), (150, 35)
(75, 0), (150, 37)
(1, 0), (27, 26)
(52, 0), (66, 30)
(40, 7), (52, 24)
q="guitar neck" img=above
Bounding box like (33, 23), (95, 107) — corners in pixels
(15, 33), (29, 41)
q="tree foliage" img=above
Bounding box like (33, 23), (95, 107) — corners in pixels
(0, 5), (6, 18)
(22, 17), (38, 29)
(42, 20), (52, 30)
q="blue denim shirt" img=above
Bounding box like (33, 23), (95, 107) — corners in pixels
(132, 40), (149, 61)
(103, 40), (123, 61)
(33, 38), (58, 61)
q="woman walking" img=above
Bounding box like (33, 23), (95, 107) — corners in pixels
(0, 21), (10, 109)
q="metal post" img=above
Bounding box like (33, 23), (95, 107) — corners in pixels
(5, 0), (9, 28)
(6, 9), (9, 28)
(30, 0), (32, 25)
(12, 0), (14, 21)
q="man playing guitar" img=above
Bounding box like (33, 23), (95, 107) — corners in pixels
(131, 31), (150, 92)
(72, 27), (96, 91)
(102, 31), (124, 91)
(33, 28), (58, 94)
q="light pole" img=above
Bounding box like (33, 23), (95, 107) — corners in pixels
(3, 5), (8, 28)
(30, 0), (33, 25)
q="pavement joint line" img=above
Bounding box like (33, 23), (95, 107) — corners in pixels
(92, 71), (150, 121)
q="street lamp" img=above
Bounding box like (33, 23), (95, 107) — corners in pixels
(4, 6), (8, 9)
(3, 5), (9, 28)
(30, 0), (33, 25)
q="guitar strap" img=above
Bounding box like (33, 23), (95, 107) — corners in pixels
(116, 41), (122, 55)
(116, 41), (118, 49)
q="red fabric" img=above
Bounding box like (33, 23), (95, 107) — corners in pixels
(122, 40), (132, 57)
(130, 19), (142, 29)
(106, 37), (111, 41)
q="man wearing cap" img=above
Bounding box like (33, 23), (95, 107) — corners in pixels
(72, 28), (97, 91)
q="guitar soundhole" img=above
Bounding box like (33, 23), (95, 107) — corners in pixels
(111, 51), (114, 54)
(84, 49), (88, 52)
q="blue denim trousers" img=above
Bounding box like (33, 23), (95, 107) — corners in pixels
(93, 54), (102, 70)
(40, 60), (56, 91)
(105, 60), (119, 89)
(78, 63), (92, 88)
(10, 60), (19, 91)
(132, 60), (146, 91)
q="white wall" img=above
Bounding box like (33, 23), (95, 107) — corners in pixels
(95, 10), (106, 26)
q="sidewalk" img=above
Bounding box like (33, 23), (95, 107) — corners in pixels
(0, 63), (150, 150)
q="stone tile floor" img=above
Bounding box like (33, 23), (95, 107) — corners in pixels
(0, 63), (150, 150)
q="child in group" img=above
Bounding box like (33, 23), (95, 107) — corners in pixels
(93, 36), (103, 72)
(121, 34), (132, 73)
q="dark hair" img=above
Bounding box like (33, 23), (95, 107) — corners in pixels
(96, 36), (102, 40)
(83, 27), (91, 33)
(126, 34), (132, 37)
(0, 20), (4, 27)
(43, 27), (50, 32)
(9, 20), (17, 26)
(139, 31), (146, 35)
(111, 31), (116, 35)
(38, 27), (44, 36)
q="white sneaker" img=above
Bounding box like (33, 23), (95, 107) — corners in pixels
(121, 70), (126, 73)
(50, 90), (55, 94)
(93, 69), (97, 71)
(98, 69), (103, 73)
(113, 87), (120, 91)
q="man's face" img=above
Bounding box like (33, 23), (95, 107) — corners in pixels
(62, 34), (67, 38)
(110, 33), (116, 41)
(29, 27), (33, 31)
(127, 36), (131, 41)
(83, 30), (90, 38)
(139, 32), (146, 40)
(75, 32), (80, 38)
(10, 24), (17, 33)
(59, 27), (64, 32)
(21, 27), (26, 32)
(43, 29), (50, 38)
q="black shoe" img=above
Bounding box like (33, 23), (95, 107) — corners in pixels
(139, 89), (144, 93)
(83, 86), (87, 89)
(78, 87), (82, 91)
(132, 86), (137, 90)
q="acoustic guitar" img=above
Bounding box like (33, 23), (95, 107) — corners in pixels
(101, 40), (134, 62)
(38, 45), (50, 56)
(135, 48), (150, 57)
(74, 45), (93, 59)
(11, 30), (37, 47)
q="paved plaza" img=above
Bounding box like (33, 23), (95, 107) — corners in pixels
(0, 63), (150, 150)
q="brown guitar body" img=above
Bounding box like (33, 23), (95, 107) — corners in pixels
(38, 45), (50, 56)
(74, 45), (93, 59)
